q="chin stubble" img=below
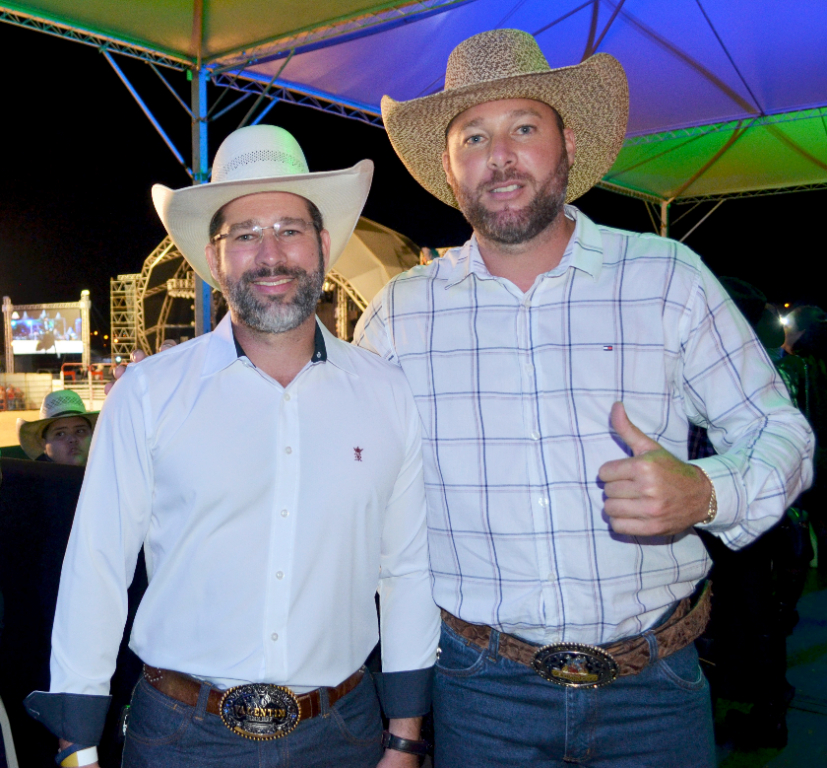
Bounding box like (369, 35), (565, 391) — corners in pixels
(217, 252), (325, 334)
(452, 152), (570, 246)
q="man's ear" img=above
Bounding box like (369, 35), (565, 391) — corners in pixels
(441, 148), (453, 185)
(320, 229), (332, 272)
(205, 244), (220, 284)
(563, 127), (576, 167)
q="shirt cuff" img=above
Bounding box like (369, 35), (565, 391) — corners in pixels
(373, 667), (433, 719)
(688, 456), (740, 532)
(24, 691), (111, 745)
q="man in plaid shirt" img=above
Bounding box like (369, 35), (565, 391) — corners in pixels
(355, 29), (812, 766)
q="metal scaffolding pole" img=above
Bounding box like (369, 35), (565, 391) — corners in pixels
(660, 200), (671, 238)
(192, 65), (212, 336)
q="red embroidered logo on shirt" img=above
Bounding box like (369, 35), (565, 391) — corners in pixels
(354, 447), (363, 462)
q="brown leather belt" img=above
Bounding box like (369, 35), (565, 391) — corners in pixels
(143, 665), (364, 721)
(441, 582), (711, 680)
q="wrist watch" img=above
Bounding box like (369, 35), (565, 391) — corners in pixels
(381, 730), (429, 756)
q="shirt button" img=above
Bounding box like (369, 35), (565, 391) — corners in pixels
(538, 497), (549, 507)
(284, 393), (291, 402)
(547, 573), (554, 582)
(276, 571), (284, 580)
(280, 509), (289, 518)
(271, 633), (279, 641)
(530, 431), (541, 441)
(285, 446), (292, 454)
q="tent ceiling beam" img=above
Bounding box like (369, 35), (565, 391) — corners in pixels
(238, 50), (294, 129)
(625, 107), (827, 146)
(678, 199), (724, 243)
(103, 50), (192, 179)
(209, 0), (474, 72)
(149, 62), (192, 117)
(595, 180), (665, 205)
(0, 7), (188, 69)
(212, 73), (383, 127)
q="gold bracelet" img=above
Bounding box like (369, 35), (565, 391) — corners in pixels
(696, 466), (717, 525)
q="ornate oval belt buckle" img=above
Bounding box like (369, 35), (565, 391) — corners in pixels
(532, 643), (619, 688)
(219, 683), (301, 740)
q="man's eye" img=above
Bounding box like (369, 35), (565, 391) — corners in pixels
(517, 125), (535, 134)
(234, 231), (257, 242)
(464, 134), (483, 145)
(281, 229), (302, 237)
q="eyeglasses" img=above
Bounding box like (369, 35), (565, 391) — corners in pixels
(212, 219), (314, 254)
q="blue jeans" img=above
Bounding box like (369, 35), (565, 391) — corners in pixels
(433, 622), (714, 767)
(122, 672), (383, 768)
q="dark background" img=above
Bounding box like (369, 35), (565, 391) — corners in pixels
(1, 20), (825, 350)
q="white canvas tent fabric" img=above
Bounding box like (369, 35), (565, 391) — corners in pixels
(334, 217), (420, 306)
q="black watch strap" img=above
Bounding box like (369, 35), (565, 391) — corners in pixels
(381, 730), (429, 756)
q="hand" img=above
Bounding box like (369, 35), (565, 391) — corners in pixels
(104, 340), (178, 394)
(58, 739), (100, 768)
(597, 402), (712, 536)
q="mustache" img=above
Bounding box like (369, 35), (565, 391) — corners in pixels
(477, 169), (534, 194)
(240, 265), (308, 283)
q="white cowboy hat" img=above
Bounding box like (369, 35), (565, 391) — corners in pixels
(152, 125), (374, 289)
(17, 390), (99, 460)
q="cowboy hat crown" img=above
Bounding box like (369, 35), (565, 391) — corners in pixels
(152, 125), (373, 289)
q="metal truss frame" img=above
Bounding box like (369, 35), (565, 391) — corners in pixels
(0, 6), (187, 69)
(212, 72), (383, 127)
(624, 106), (827, 146)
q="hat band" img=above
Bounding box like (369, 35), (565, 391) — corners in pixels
(44, 408), (86, 419)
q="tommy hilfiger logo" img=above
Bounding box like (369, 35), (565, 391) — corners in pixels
(354, 447), (363, 462)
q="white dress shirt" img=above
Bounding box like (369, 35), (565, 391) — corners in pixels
(355, 206), (813, 646)
(46, 315), (439, 710)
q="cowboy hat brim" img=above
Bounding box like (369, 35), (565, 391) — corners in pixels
(381, 53), (628, 207)
(17, 411), (100, 461)
(152, 160), (374, 289)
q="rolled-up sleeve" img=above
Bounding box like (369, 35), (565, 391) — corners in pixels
(26, 365), (153, 743)
(681, 264), (813, 549)
(376, 379), (439, 718)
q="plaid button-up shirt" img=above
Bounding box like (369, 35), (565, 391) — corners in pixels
(354, 207), (812, 645)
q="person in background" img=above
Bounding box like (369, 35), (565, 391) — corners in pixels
(16, 391), (97, 467)
(779, 305), (827, 568)
(693, 278), (810, 750)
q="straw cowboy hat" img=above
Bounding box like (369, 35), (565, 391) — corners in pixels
(17, 390), (99, 460)
(152, 125), (374, 289)
(381, 28), (629, 207)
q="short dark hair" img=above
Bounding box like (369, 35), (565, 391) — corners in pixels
(209, 197), (324, 243)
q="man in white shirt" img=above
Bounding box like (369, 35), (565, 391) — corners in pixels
(355, 29), (813, 766)
(26, 125), (439, 768)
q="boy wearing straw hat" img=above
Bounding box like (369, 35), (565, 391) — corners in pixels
(356, 29), (812, 766)
(17, 390), (98, 467)
(26, 125), (438, 768)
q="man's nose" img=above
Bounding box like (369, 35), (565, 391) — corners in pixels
(255, 230), (288, 265)
(487, 134), (517, 169)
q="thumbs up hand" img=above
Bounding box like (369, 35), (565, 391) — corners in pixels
(597, 402), (713, 536)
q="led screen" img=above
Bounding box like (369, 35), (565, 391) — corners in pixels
(10, 308), (83, 355)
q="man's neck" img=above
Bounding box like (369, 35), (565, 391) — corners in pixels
(475, 211), (576, 293)
(231, 314), (317, 387)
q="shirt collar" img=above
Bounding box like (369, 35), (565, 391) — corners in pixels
(203, 313), (331, 377)
(444, 205), (604, 289)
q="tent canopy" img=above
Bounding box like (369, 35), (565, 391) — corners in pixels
(335, 216), (420, 307)
(3, 0), (826, 203)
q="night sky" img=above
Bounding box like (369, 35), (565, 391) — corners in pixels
(1, 19), (825, 350)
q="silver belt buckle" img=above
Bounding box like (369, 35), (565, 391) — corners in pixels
(532, 643), (619, 688)
(219, 683), (301, 740)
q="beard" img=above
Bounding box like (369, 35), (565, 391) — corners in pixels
(217, 252), (325, 334)
(450, 151), (570, 245)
